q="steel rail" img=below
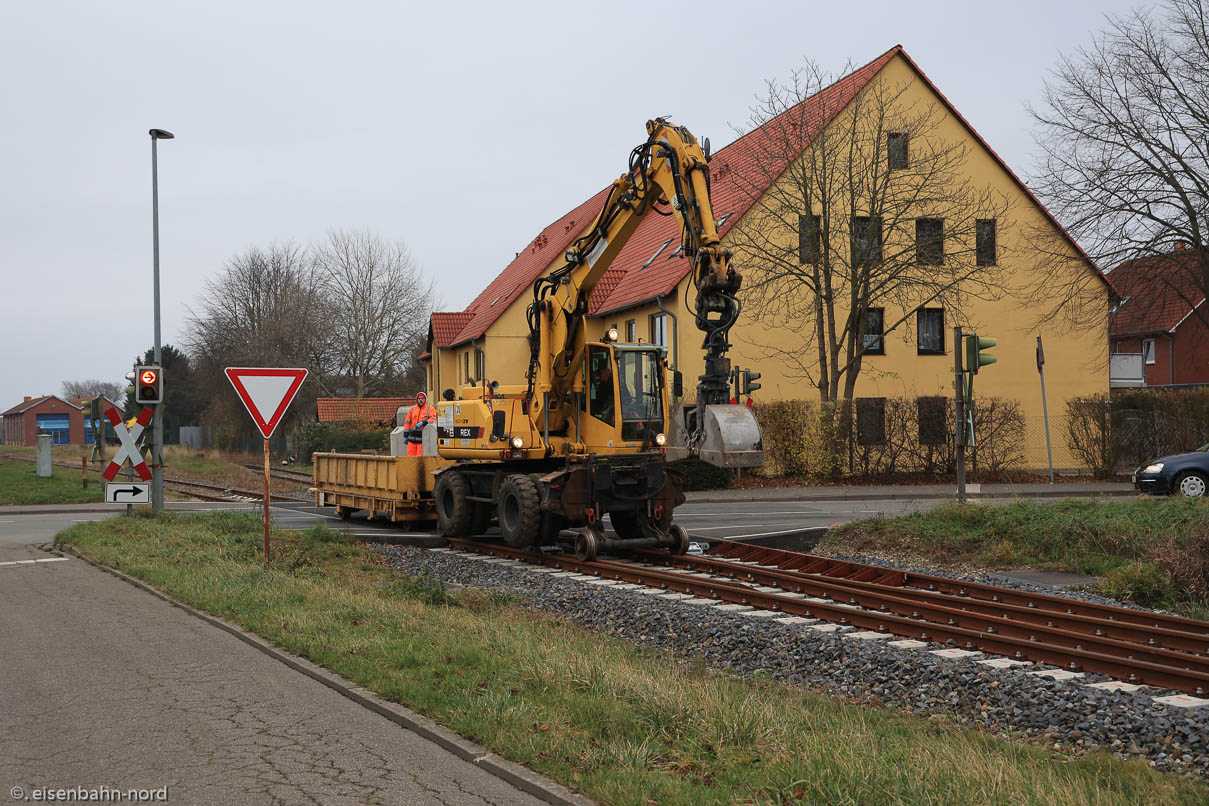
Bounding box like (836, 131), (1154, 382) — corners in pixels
(639, 550), (1209, 656)
(707, 542), (1209, 638)
(445, 538), (1209, 693)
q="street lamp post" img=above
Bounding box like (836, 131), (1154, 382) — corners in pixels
(149, 128), (173, 516)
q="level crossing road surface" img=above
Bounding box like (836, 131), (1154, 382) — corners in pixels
(0, 519), (549, 805)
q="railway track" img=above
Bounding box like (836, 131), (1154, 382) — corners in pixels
(445, 537), (1209, 695)
(1, 453), (307, 503)
(236, 463), (313, 485)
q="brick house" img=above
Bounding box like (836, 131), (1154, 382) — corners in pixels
(2, 395), (86, 446)
(1108, 243), (1209, 388)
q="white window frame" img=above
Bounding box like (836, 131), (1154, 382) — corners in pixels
(1143, 338), (1156, 365)
(650, 313), (668, 348)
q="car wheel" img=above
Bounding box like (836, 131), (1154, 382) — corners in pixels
(1176, 471), (1208, 497)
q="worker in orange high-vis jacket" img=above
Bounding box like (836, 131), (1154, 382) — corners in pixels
(403, 391), (438, 457)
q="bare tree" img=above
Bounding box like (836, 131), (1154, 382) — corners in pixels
(1030, 0), (1209, 327)
(311, 229), (435, 398)
(727, 60), (1011, 401)
(61, 379), (124, 402)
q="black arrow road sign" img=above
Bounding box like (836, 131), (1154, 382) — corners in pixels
(105, 482), (150, 505)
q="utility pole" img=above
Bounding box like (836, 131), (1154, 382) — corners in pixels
(149, 128), (174, 516)
(953, 326), (966, 502)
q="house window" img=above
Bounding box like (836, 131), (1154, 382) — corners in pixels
(650, 313), (668, 348)
(856, 398), (887, 445)
(462, 352), (470, 382)
(1143, 338), (1156, 365)
(862, 307), (885, 355)
(915, 218), (944, 265)
(474, 349), (485, 380)
(798, 213), (821, 264)
(976, 219), (997, 266)
(852, 216), (882, 265)
(917, 308), (944, 354)
(888, 132), (908, 169)
(625, 319), (636, 342)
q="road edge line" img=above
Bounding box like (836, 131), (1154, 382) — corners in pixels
(58, 544), (592, 806)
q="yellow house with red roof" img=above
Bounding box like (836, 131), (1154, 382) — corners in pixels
(423, 46), (1108, 469)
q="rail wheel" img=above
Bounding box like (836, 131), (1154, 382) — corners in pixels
(575, 528), (600, 562)
(668, 523), (691, 555)
(434, 471), (474, 537)
(336, 506), (354, 520)
(498, 474), (541, 547)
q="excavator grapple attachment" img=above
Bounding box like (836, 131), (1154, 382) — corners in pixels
(697, 404), (763, 468)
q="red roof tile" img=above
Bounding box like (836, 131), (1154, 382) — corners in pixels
(315, 397), (416, 424)
(431, 311), (475, 348)
(446, 187), (613, 346)
(1108, 249), (1205, 336)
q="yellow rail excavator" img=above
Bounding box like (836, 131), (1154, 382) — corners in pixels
(425, 118), (763, 560)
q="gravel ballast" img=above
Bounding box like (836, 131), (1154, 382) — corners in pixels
(375, 543), (1209, 781)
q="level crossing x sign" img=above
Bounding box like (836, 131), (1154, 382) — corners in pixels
(102, 405), (153, 481)
(225, 367), (308, 439)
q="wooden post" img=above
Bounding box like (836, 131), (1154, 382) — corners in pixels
(81, 456), (88, 489)
(263, 437), (271, 566)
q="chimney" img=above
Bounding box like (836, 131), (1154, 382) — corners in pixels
(23, 396), (31, 402)
(1175, 240), (1190, 252)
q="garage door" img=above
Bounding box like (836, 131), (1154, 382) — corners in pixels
(36, 414), (70, 445)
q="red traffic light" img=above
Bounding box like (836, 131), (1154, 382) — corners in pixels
(140, 369), (158, 385)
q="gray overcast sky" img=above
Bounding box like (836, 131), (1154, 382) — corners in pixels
(0, 0), (1146, 409)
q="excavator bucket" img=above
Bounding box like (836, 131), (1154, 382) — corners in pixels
(697, 404), (763, 468)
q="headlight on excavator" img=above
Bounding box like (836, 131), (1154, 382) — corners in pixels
(606, 327), (620, 343)
(655, 433), (666, 446)
(511, 436), (524, 449)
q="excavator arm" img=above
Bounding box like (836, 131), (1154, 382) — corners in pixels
(524, 118), (756, 465)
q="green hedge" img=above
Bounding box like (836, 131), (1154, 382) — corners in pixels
(295, 421), (391, 460)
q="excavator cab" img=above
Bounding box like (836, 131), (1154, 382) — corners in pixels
(580, 343), (668, 451)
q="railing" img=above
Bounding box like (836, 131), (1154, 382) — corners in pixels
(1110, 353), (1145, 388)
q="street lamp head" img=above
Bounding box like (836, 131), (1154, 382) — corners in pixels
(149, 128), (175, 140)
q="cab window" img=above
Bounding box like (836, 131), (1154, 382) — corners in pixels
(587, 345), (615, 426)
(618, 349), (663, 441)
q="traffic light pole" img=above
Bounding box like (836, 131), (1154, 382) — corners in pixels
(953, 326), (967, 502)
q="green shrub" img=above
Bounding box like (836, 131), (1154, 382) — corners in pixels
(1096, 562), (1175, 607)
(668, 457), (733, 491)
(295, 421), (391, 460)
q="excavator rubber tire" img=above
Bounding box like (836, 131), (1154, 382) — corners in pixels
(434, 471), (475, 537)
(498, 474), (541, 547)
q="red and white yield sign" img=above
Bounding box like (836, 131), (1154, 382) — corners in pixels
(225, 367), (308, 438)
(103, 405), (153, 481)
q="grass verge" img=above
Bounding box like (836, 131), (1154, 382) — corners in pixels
(56, 512), (1205, 805)
(827, 498), (1209, 618)
(0, 458), (103, 505)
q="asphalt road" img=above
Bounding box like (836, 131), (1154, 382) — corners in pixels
(0, 516), (550, 806)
